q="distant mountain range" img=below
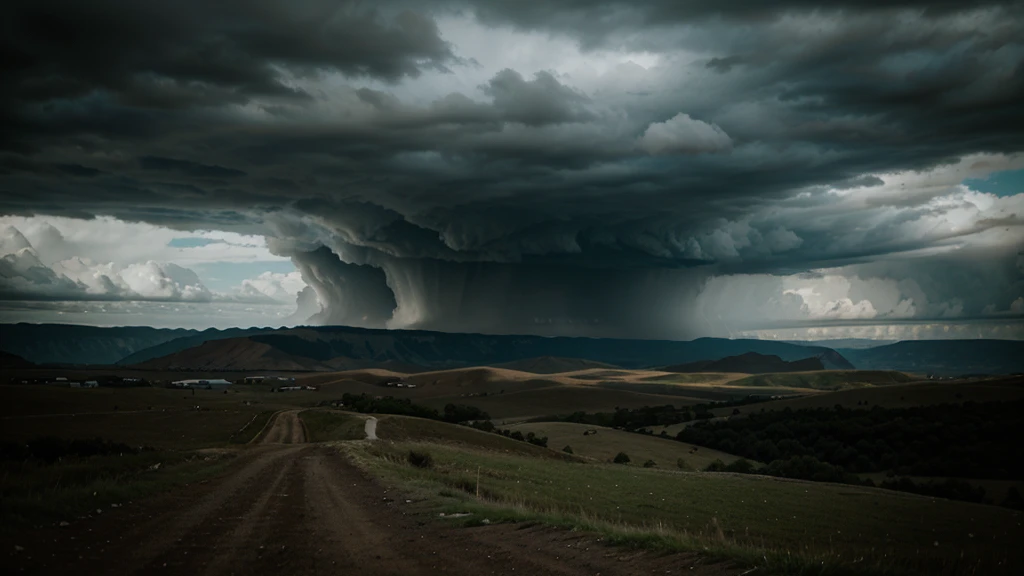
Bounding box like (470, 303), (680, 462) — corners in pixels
(1, 323), (1020, 375)
(662, 351), (851, 374)
(2, 323), (847, 370)
(837, 340), (1024, 375)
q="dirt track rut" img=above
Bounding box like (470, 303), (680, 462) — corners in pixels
(3, 413), (739, 576)
(259, 410), (306, 444)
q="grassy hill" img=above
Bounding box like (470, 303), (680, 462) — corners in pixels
(729, 370), (916, 391)
(507, 422), (743, 469)
(492, 356), (619, 373)
(711, 377), (1024, 414)
(345, 439), (1023, 575)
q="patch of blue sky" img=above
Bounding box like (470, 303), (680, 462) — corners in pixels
(167, 237), (223, 248)
(190, 260), (297, 293)
(963, 168), (1024, 197)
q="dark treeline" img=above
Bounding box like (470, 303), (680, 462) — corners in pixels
(705, 456), (1004, 506)
(551, 397), (770, 430)
(337, 393), (490, 424)
(494, 428), (549, 448)
(678, 400), (1023, 479)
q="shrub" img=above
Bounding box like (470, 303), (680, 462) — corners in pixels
(613, 452), (630, 464)
(562, 445), (574, 454)
(407, 450), (434, 469)
(643, 459), (657, 468)
(705, 459), (727, 472)
(676, 457), (688, 470)
(724, 458), (755, 474)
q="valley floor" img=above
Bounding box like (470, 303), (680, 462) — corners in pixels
(1, 414), (740, 576)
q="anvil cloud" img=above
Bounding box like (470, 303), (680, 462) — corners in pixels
(1, 0), (1022, 339)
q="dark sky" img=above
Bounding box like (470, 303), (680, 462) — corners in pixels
(1, 0), (1022, 339)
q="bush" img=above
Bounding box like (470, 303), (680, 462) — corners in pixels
(562, 445), (574, 454)
(676, 457), (688, 470)
(643, 459), (657, 468)
(407, 450), (434, 469)
(705, 459), (727, 472)
(1003, 487), (1024, 510)
(724, 458), (755, 474)
(613, 452), (631, 464)
(443, 403), (491, 423)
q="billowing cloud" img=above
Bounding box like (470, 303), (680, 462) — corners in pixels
(638, 114), (732, 155)
(0, 1), (1021, 338)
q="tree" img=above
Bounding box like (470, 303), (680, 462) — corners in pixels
(613, 452), (631, 464)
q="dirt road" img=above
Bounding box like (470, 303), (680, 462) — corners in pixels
(2, 413), (739, 576)
(259, 410), (306, 444)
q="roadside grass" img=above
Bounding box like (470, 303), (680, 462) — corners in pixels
(300, 410), (367, 441)
(342, 440), (1022, 576)
(230, 410), (277, 444)
(0, 449), (234, 533)
(730, 371), (915, 391)
(507, 421), (743, 469)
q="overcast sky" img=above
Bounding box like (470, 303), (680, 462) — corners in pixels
(1, 0), (1022, 340)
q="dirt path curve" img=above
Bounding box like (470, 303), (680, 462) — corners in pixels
(259, 409), (305, 444)
(2, 445), (739, 576)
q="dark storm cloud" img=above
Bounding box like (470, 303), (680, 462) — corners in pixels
(1, 0), (1022, 336)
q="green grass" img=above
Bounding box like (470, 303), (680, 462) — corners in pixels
(342, 440), (1023, 576)
(418, 385), (697, 420)
(730, 371), (915, 391)
(0, 450), (235, 532)
(300, 410), (367, 441)
(374, 415), (573, 459)
(508, 422), (743, 470)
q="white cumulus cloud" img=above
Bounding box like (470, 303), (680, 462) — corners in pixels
(638, 113), (732, 155)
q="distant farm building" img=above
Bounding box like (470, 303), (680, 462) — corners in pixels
(245, 376), (295, 384)
(171, 379), (232, 390)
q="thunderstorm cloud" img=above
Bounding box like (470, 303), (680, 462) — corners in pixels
(1, 0), (1022, 339)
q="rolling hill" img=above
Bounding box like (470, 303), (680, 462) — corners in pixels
(661, 351), (850, 373)
(491, 356), (619, 373)
(839, 339), (1024, 375)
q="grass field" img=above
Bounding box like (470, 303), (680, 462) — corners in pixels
(300, 410), (367, 442)
(729, 370), (916, 391)
(714, 378), (1024, 414)
(507, 421), (743, 469)
(344, 439), (1023, 576)
(373, 414), (573, 459)
(0, 448), (236, 532)
(417, 385), (701, 420)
